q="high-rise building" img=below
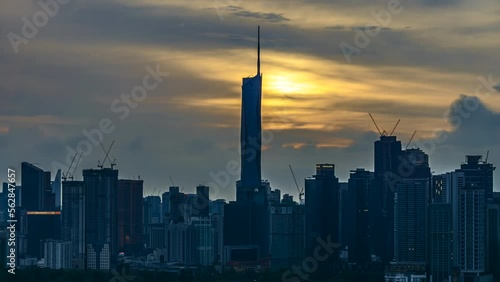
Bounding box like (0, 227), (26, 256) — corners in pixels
(61, 180), (85, 269)
(144, 196), (161, 225)
(393, 148), (430, 264)
(194, 185), (209, 218)
(226, 27), (270, 264)
(22, 211), (61, 259)
(455, 155), (494, 280)
(166, 223), (194, 265)
(162, 191), (170, 221)
(21, 162), (54, 211)
(191, 217), (213, 266)
(305, 164), (339, 274)
(117, 179), (143, 256)
(238, 27), (262, 192)
(429, 203), (453, 282)
(43, 239), (72, 269)
(269, 197), (305, 270)
(83, 168), (118, 270)
(486, 198), (500, 274)
(347, 168), (373, 264)
(52, 170), (62, 209)
(373, 135), (402, 263)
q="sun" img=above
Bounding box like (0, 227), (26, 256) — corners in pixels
(268, 75), (305, 94)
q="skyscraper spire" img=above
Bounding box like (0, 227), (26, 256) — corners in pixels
(257, 26), (260, 76)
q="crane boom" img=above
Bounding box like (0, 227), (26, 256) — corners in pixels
(289, 165), (304, 202)
(369, 113), (383, 136)
(63, 153), (78, 180)
(405, 130), (417, 150)
(389, 119), (401, 136)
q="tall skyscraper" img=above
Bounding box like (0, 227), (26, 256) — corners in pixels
(117, 179), (143, 256)
(455, 156), (495, 280)
(61, 180), (85, 269)
(347, 168), (373, 264)
(237, 26), (263, 200)
(225, 27), (270, 265)
(305, 164), (339, 275)
(393, 148), (430, 263)
(83, 168), (118, 270)
(373, 135), (402, 263)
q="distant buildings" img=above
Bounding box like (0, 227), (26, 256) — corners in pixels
(43, 240), (72, 269)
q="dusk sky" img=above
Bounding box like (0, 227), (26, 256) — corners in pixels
(1, 0), (500, 200)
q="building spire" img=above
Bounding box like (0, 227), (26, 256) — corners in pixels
(257, 25), (260, 76)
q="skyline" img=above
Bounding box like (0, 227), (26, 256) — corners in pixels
(1, 0), (500, 200)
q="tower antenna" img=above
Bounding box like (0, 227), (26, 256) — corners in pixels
(257, 26), (260, 76)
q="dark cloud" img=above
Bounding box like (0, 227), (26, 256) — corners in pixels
(493, 83), (500, 93)
(230, 8), (290, 23)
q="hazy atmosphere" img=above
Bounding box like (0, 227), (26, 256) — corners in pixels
(1, 0), (500, 199)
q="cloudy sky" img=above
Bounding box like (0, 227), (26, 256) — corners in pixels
(1, 0), (499, 200)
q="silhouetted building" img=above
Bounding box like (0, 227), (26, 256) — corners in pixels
(117, 179), (143, 256)
(238, 27), (262, 192)
(61, 180), (85, 269)
(454, 155), (495, 280)
(394, 148), (430, 264)
(83, 168), (118, 270)
(162, 191), (170, 221)
(269, 198), (305, 270)
(347, 168), (373, 264)
(21, 162), (54, 211)
(52, 170), (62, 209)
(429, 203), (453, 282)
(486, 199), (500, 274)
(166, 223), (194, 265)
(194, 185), (209, 217)
(21, 211), (61, 259)
(147, 223), (165, 249)
(305, 164), (339, 274)
(191, 217), (213, 266)
(373, 135), (402, 263)
(144, 196), (161, 225)
(169, 186), (184, 224)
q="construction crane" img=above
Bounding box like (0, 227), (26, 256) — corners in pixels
(369, 113), (402, 137)
(369, 113), (385, 136)
(62, 153), (78, 181)
(97, 140), (116, 169)
(169, 176), (175, 187)
(68, 153), (82, 181)
(405, 130), (417, 150)
(289, 165), (304, 203)
(389, 119), (401, 136)
(484, 150), (490, 163)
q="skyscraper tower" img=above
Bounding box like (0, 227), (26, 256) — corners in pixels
(224, 27), (270, 264)
(238, 26), (262, 195)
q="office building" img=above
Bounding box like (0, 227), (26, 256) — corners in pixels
(347, 168), (373, 264)
(61, 180), (85, 269)
(305, 164), (339, 275)
(83, 168), (118, 270)
(21, 162), (54, 211)
(117, 179), (143, 256)
(269, 197), (305, 270)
